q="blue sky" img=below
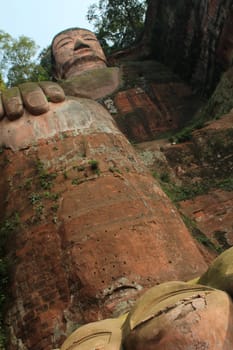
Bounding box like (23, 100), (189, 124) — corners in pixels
(1, 0), (95, 50)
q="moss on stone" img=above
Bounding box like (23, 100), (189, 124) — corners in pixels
(19, 82), (39, 95)
(60, 67), (121, 99)
(2, 87), (20, 100)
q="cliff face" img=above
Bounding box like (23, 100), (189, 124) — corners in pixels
(144, 0), (233, 94)
(200, 66), (233, 120)
(136, 111), (233, 256)
(103, 60), (205, 143)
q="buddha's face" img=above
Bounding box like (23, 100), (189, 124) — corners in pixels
(52, 29), (107, 79)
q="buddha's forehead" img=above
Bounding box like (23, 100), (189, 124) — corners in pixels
(53, 29), (97, 47)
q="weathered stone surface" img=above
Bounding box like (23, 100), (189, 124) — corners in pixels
(160, 113), (233, 183)
(52, 29), (107, 80)
(60, 278), (233, 349)
(1, 98), (208, 349)
(109, 61), (203, 143)
(198, 68), (233, 122)
(2, 19), (233, 349)
(143, 0), (233, 93)
(136, 112), (233, 255)
(114, 87), (165, 142)
(19, 82), (49, 116)
(1, 87), (24, 120)
(180, 189), (233, 249)
(191, 113), (233, 178)
(60, 67), (121, 100)
(123, 281), (233, 350)
(137, 114), (233, 186)
(39, 81), (65, 103)
(0, 97), (121, 151)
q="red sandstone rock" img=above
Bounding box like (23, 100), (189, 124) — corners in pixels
(19, 83), (49, 116)
(135, 112), (233, 256)
(180, 189), (233, 249)
(143, 0), (233, 92)
(1, 87), (24, 120)
(1, 98), (208, 349)
(114, 87), (165, 141)
(112, 66), (201, 143)
(52, 29), (107, 80)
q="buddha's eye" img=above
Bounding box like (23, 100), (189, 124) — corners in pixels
(59, 41), (71, 48)
(83, 37), (96, 41)
(56, 38), (73, 49)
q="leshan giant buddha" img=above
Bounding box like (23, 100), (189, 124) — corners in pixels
(0, 28), (208, 350)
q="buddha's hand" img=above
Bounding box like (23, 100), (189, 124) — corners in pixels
(0, 81), (65, 121)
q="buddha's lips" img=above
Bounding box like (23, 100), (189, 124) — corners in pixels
(74, 47), (93, 56)
(74, 42), (90, 51)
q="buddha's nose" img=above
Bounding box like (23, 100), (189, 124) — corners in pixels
(74, 39), (89, 51)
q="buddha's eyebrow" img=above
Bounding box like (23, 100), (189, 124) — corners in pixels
(81, 35), (96, 40)
(55, 37), (73, 47)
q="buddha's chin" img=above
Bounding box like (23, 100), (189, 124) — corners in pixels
(64, 56), (107, 79)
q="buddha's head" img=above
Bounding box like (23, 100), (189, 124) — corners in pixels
(52, 28), (107, 80)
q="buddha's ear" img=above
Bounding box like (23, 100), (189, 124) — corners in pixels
(52, 66), (61, 81)
(51, 48), (61, 81)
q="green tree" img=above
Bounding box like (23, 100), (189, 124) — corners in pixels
(0, 32), (38, 86)
(27, 46), (53, 83)
(0, 30), (11, 85)
(0, 30), (51, 87)
(0, 73), (6, 91)
(37, 45), (53, 81)
(87, 0), (147, 53)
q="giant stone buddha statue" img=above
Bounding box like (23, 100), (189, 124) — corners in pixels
(0, 28), (208, 350)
